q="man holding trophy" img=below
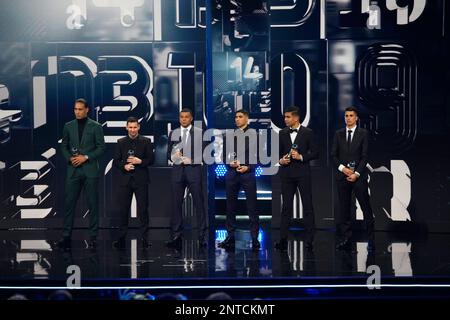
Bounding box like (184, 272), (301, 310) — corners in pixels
(332, 106), (374, 251)
(57, 98), (106, 250)
(275, 106), (319, 251)
(112, 117), (154, 249)
(218, 110), (260, 251)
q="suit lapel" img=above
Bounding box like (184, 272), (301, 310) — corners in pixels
(293, 126), (302, 146)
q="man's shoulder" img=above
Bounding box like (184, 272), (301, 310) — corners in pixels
(335, 127), (346, 134)
(139, 135), (152, 143)
(64, 119), (77, 127)
(87, 118), (102, 128)
(301, 126), (313, 134)
(117, 136), (127, 144)
(280, 127), (290, 134)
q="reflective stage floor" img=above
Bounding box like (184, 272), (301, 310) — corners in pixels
(1, 225), (450, 286)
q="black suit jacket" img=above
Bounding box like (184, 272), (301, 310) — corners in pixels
(278, 126), (319, 178)
(113, 135), (154, 186)
(167, 125), (204, 165)
(331, 127), (369, 180)
(222, 126), (258, 173)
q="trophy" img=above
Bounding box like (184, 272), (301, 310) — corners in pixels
(127, 149), (135, 157)
(287, 144), (298, 158)
(347, 161), (356, 172)
(171, 142), (184, 164)
(71, 147), (79, 156)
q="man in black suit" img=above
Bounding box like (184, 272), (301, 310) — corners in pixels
(166, 108), (207, 248)
(331, 106), (374, 251)
(275, 106), (319, 251)
(112, 117), (154, 249)
(218, 110), (260, 251)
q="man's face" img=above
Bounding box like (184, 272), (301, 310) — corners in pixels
(74, 102), (89, 119)
(126, 121), (140, 138)
(179, 111), (193, 127)
(235, 112), (248, 128)
(344, 111), (358, 127)
(284, 112), (300, 127)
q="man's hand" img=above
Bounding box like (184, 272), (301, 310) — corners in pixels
(230, 160), (240, 168)
(124, 163), (135, 171)
(71, 155), (87, 167)
(127, 156), (142, 165)
(291, 150), (302, 161)
(279, 155), (291, 166)
(181, 157), (192, 165)
(236, 165), (249, 173)
(346, 173), (358, 182)
(342, 167), (354, 177)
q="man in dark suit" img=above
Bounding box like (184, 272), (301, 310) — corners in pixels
(275, 106), (319, 251)
(331, 106), (374, 251)
(218, 110), (260, 251)
(112, 117), (154, 249)
(57, 98), (106, 249)
(166, 108), (207, 248)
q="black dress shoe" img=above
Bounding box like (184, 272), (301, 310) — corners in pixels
(336, 238), (351, 250)
(274, 239), (288, 251)
(252, 238), (260, 250)
(166, 236), (182, 248)
(55, 237), (71, 250)
(112, 239), (126, 249)
(218, 236), (235, 249)
(141, 239), (151, 249)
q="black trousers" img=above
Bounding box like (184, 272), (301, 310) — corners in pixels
(170, 165), (207, 238)
(225, 170), (259, 239)
(336, 175), (374, 241)
(117, 177), (149, 240)
(280, 175), (315, 242)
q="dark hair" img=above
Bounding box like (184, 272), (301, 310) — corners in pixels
(180, 108), (193, 117)
(284, 106), (300, 117)
(75, 98), (89, 109)
(235, 109), (249, 117)
(344, 106), (359, 115)
(126, 116), (139, 125)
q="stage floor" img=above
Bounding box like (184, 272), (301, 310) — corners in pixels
(1, 224), (450, 288)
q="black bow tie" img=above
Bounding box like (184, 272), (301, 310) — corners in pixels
(289, 128), (298, 133)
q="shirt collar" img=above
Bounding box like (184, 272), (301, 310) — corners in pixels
(182, 124), (192, 132)
(290, 124), (301, 131)
(346, 125), (357, 131)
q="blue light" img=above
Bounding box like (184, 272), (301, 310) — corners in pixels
(215, 164), (228, 177)
(255, 166), (263, 177)
(215, 228), (264, 242)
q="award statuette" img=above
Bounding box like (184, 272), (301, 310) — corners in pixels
(71, 147), (79, 156)
(288, 143), (298, 159)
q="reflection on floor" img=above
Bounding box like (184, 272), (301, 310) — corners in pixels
(0, 227), (449, 282)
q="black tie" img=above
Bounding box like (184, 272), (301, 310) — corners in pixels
(347, 130), (352, 147)
(289, 128), (298, 134)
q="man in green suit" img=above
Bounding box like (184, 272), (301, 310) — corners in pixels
(56, 98), (106, 249)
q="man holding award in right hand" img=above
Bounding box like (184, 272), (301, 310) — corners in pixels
(332, 106), (374, 252)
(275, 106), (319, 251)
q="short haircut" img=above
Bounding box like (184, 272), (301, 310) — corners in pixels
(344, 106), (359, 115)
(75, 98), (89, 109)
(180, 108), (193, 117)
(235, 109), (249, 117)
(126, 116), (139, 125)
(284, 106), (300, 117)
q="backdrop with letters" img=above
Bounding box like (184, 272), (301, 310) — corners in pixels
(0, 0), (449, 232)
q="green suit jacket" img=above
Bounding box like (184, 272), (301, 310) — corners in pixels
(61, 118), (106, 178)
